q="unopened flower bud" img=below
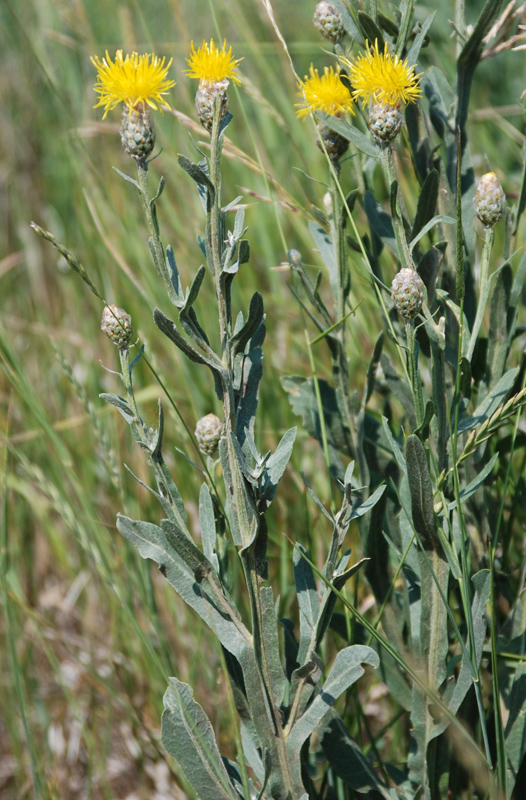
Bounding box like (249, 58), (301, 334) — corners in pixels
(313, 2), (344, 43)
(195, 80), (229, 132)
(368, 101), (404, 146)
(316, 121), (349, 162)
(120, 105), (155, 160)
(288, 249), (302, 266)
(195, 413), (223, 456)
(474, 172), (506, 227)
(391, 268), (425, 319)
(101, 304), (134, 348)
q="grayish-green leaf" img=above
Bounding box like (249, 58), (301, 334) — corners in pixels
(316, 112), (380, 159)
(262, 427), (296, 503)
(430, 570), (490, 740)
(178, 154), (215, 196)
(405, 434), (438, 548)
(294, 544), (320, 657)
(410, 169), (440, 246)
(382, 417), (407, 473)
(357, 10), (385, 50)
(409, 214), (456, 252)
(458, 367), (519, 432)
(99, 393), (135, 425)
(364, 191), (398, 256)
(447, 454), (498, 511)
(116, 515), (249, 658)
(231, 292), (264, 357)
(308, 220), (338, 296)
(199, 483), (218, 570)
(406, 11), (436, 66)
(350, 483), (386, 520)
(287, 646), (378, 750)
(319, 710), (395, 799)
(162, 678), (238, 800)
(260, 585), (286, 706)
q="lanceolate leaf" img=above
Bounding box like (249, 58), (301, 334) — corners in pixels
(308, 220), (338, 296)
(319, 710), (395, 799)
(430, 570), (491, 740)
(162, 678), (239, 800)
(458, 367), (519, 432)
(410, 169), (439, 244)
(116, 515), (249, 659)
(405, 434), (438, 548)
(456, 0), (503, 136)
(262, 427), (297, 503)
(286, 646), (379, 752)
(316, 112), (381, 159)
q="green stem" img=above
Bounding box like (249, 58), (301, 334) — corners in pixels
(208, 97), (235, 424)
(328, 168), (364, 479)
(405, 319), (425, 429)
(135, 160), (176, 302)
(466, 226), (494, 361)
(449, 297), (492, 766)
(382, 146), (415, 272)
(207, 96), (295, 799)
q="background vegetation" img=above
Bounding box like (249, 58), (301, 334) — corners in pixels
(1, 0), (525, 797)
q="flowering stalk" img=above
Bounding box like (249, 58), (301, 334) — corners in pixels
(381, 145), (415, 272)
(405, 318), (425, 429)
(466, 226), (495, 361)
(135, 161), (177, 301)
(208, 96), (234, 417)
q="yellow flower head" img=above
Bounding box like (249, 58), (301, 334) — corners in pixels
(341, 40), (422, 106)
(185, 39), (243, 86)
(296, 65), (355, 118)
(91, 50), (175, 118)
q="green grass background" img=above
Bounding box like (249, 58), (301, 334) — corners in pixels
(0, 0), (525, 797)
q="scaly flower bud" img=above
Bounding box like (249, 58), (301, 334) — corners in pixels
(119, 105), (155, 160)
(101, 304), (134, 348)
(391, 268), (425, 319)
(317, 121), (349, 161)
(313, 2), (344, 43)
(368, 100), (404, 146)
(474, 172), (506, 227)
(195, 413), (223, 456)
(194, 80), (229, 132)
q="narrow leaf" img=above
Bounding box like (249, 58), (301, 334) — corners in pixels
(405, 434), (438, 548)
(316, 111), (381, 159)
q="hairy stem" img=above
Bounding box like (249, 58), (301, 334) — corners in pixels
(466, 226), (495, 361)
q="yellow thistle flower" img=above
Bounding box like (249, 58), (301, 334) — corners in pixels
(296, 65), (355, 118)
(341, 40), (422, 106)
(185, 39), (243, 86)
(91, 50), (175, 118)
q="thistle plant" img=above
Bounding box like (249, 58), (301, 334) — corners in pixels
(25, 2), (526, 799)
